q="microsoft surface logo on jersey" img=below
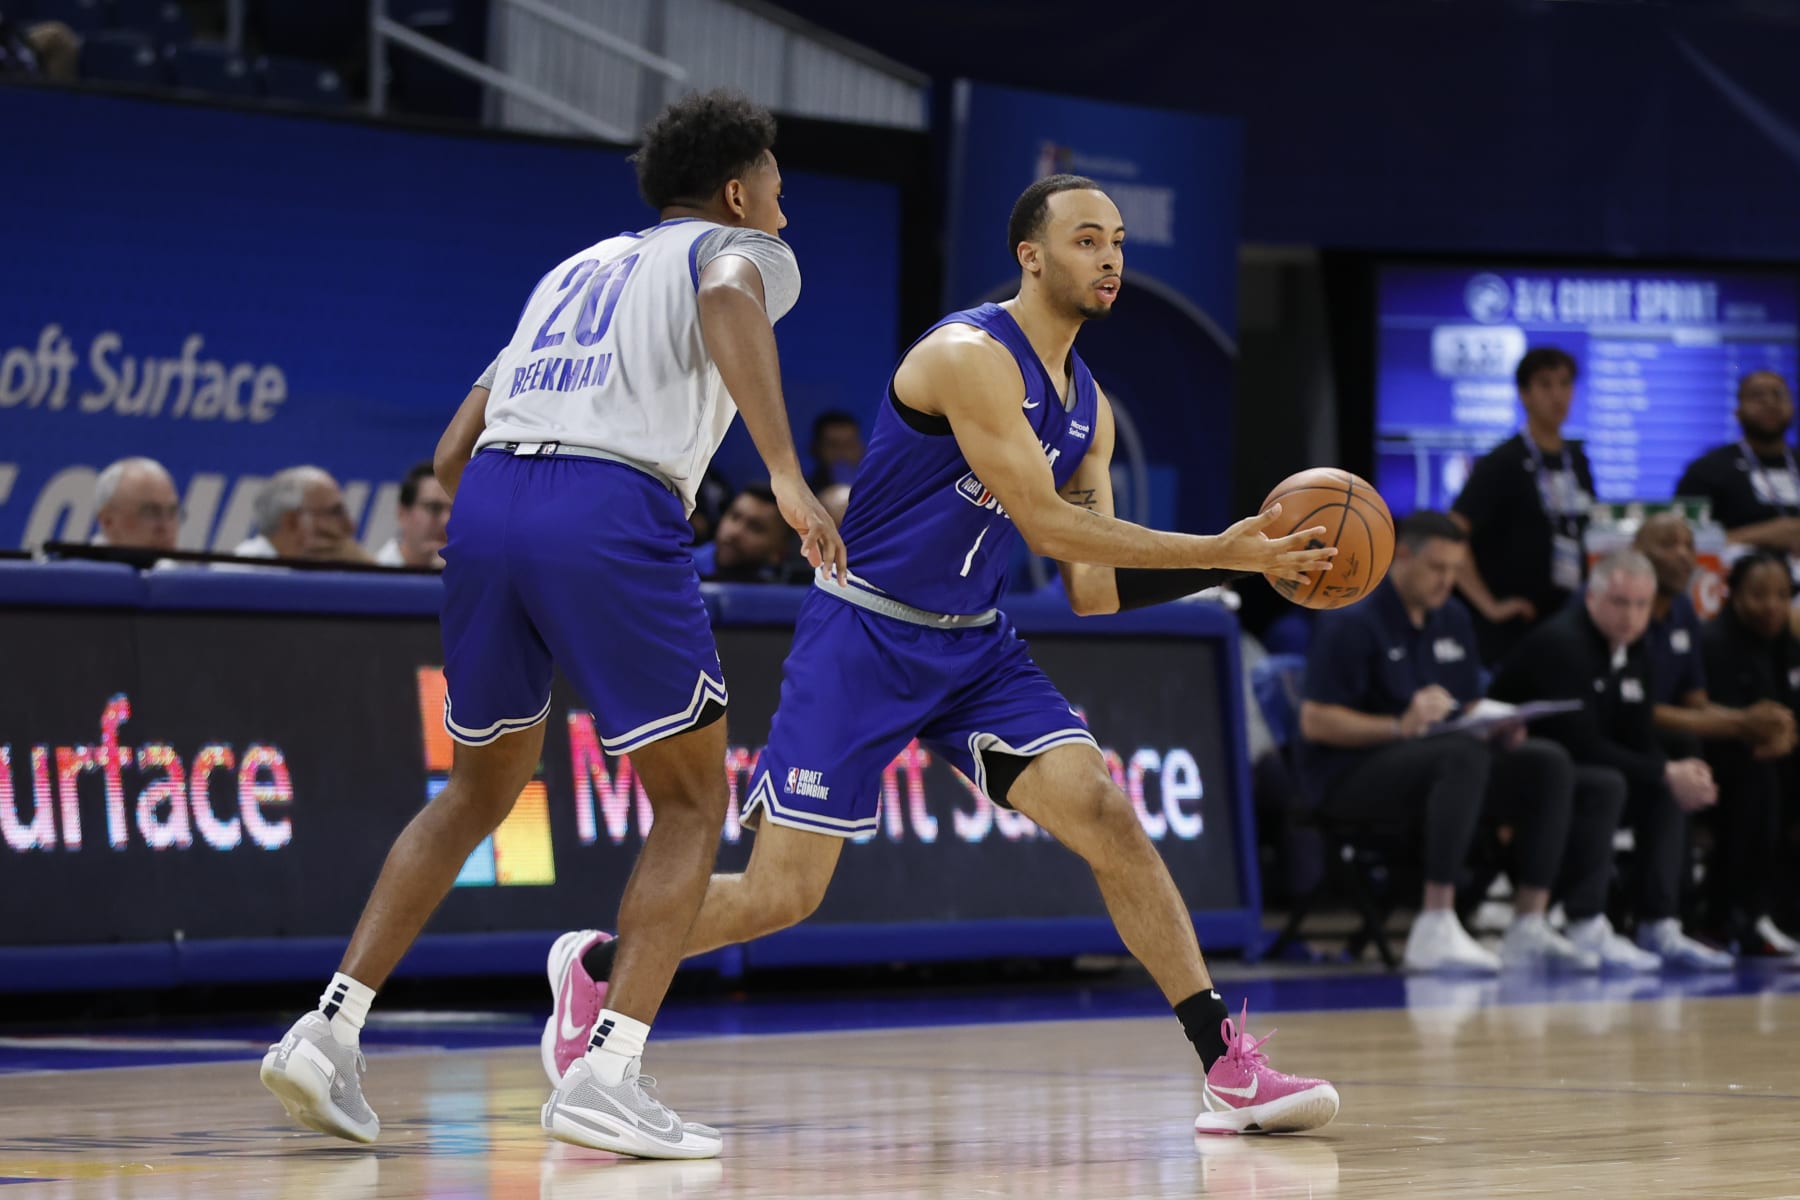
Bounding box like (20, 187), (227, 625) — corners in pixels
(416, 668), (555, 887)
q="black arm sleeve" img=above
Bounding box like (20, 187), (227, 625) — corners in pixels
(1113, 568), (1251, 612)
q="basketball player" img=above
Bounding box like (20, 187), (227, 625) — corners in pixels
(542, 175), (1343, 1138)
(260, 91), (844, 1159)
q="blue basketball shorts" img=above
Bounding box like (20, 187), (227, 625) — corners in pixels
(438, 449), (726, 752)
(742, 588), (1098, 838)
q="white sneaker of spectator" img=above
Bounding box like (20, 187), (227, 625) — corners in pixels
(1500, 913), (1599, 972)
(1635, 918), (1734, 971)
(1403, 910), (1501, 974)
(1565, 915), (1661, 973)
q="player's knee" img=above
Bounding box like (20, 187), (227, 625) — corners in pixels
(1073, 776), (1146, 847)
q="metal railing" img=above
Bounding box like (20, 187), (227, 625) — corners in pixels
(367, 0), (687, 142)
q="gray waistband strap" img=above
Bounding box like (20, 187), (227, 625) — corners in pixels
(485, 441), (675, 495)
(814, 571), (998, 629)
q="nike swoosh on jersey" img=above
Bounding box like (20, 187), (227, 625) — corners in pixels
(1022, 397), (1040, 409)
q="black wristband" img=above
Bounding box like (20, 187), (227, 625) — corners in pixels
(1112, 567), (1250, 611)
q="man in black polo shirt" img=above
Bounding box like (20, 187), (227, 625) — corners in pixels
(1298, 511), (1599, 974)
(1675, 372), (1800, 556)
(1452, 347), (1595, 667)
(1490, 550), (1732, 970)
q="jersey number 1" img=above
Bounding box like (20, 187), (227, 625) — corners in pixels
(530, 254), (641, 352)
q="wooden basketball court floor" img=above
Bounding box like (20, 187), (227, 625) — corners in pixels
(3, 974), (1800, 1199)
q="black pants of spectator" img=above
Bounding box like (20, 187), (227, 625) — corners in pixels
(1704, 744), (1787, 929)
(1321, 735), (1571, 888)
(1560, 766), (1629, 922)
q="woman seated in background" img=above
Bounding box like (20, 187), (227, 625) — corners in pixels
(1701, 551), (1800, 960)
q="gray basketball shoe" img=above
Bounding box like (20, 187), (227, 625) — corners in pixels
(542, 1057), (721, 1159)
(260, 1011), (380, 1143)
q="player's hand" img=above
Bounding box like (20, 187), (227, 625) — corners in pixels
(772, 474), (848, 584)
(1487, 596), (1538, 624)
(1211, 504), (1336, 582)
(1665, 757), (1717, 812)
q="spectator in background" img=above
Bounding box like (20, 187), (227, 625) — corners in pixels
(92, 457), (181, 553)
(232, 466), (370, 564)
(1297, 511), (1600, 974)
(1674, 372), (1800, 556)
(688, 465), (734, 546)
(807, 410), (864, 490)
(1700, 551), (1800, 958)
(374, 461), (450, 569)
(1452, 347), (1594, 666)
(1490, 551), (1730, 969)
(0, 10), (79, 81)
(817, 482), (851, 530)
(693, 483), (803, 583)
(1635, 512), (1795, 763)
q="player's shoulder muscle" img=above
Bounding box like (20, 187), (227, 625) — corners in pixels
(894, 323), (1019, 419)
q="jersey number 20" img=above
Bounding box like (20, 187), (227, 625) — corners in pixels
(530, 254), (641, 352)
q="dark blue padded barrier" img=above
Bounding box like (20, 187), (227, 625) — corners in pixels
(0, 560), (148, 608)
(143, 567), (445, 616)
(0, 565), (1260, 990)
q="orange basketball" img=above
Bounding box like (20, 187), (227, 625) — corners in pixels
(1259, 468), (1394, 610)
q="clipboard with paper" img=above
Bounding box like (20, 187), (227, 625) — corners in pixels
(1428, 698), (1584, 737)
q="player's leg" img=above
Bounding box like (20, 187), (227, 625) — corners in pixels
(1001, 743), (1338, 1135)
(543, 593), (911, 1087)
(925, 628), (1335, 1135)
(263, 449), (553, 1144)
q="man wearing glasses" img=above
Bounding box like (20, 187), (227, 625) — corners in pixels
(231, 465), (369, 564)
(93, 457), (183, 553)
(374, 461), (451, 570)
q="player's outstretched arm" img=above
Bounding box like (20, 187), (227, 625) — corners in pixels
(911, 331), (1334, 580)
(697, 254), (846, 581)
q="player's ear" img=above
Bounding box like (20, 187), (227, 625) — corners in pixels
(723, 177), (747, 221)
(1016, 240), (1039, 276)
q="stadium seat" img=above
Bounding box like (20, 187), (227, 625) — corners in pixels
(250, 0), (361, 60)
(165, 42), (256, 97)
(107, 0), (191, 46)
(25, 0), (103, 35)
(79, 27), (163, 85)
(258, 55), (348, 109)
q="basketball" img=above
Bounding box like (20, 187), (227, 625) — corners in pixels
(1259, 468), (1394, 610)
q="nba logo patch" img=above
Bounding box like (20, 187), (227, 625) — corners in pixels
(785, 767), (798, 793)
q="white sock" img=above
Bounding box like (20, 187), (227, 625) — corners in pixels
(318, 972), (375, 1047)
(584, 1009), (649, 1086)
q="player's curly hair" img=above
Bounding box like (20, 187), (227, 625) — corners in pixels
(631, 90), (777, 211)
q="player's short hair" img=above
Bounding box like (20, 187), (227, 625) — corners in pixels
(1397, 510), (1465, 551)
(398, 461), (436, 508)
(1007, 174), (1103, 259)
(632, 89), (777, 211)
(1515, 347), (1578, 392)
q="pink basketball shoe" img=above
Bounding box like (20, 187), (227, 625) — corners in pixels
(1193, 1000), (1339, 1135)
(540, 929), (613, 1085)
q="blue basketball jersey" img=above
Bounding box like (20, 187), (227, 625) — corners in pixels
(839, 303), (1099, 614)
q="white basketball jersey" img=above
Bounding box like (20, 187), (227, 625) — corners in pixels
(477, 218), (800, 513)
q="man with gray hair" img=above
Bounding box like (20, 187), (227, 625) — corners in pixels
(231, 466), (368, 564)
(1491, 549), (1732, 969)
(93, 457), (181, 552)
